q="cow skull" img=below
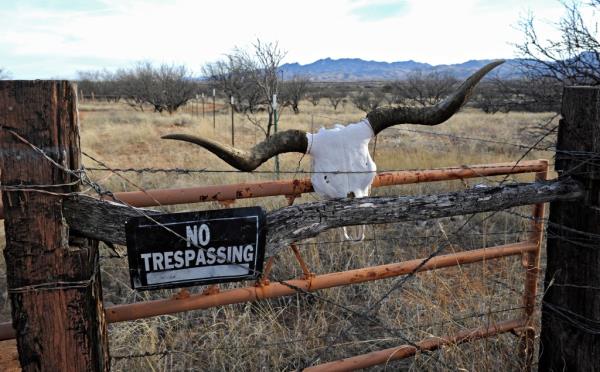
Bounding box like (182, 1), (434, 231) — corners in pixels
(163, 61), (504, 200)
(306, 119), (375, 199)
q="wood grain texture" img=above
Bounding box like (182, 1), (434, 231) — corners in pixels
(63, 178), (582, 257)
(540, 87), (600, 372)
(265, 178), (581, 254)
(0, 81), (109, 371)
(0, 340), (19, 372)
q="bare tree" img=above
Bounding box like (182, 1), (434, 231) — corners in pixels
(77, 70), (121, 102)
(242, 40), (286, 137)
(510, 1), (600, 114)
(203, 56), (257, 113)
(516, 1), (600, 85)
(306, 84), (322, 106)
(203, 40), (286, 137)
(454, 72), (564, 115)
(381, 82), (407, 105)
(350, 90), (384, 112)
(116, 62), (197, 114)
(155, 64), (197, 113)
(281, 76), (309, 114)
(115, 65), (150, 111)
(395, 70), (459, 106)
(324, 88), (346, 111)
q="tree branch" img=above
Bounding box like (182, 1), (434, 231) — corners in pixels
(64, 178), (582, 257)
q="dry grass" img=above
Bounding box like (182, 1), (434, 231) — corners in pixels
(0, 98), (557, 371)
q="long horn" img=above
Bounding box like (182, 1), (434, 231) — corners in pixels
(162, 130), (308, 172)
(367, 60), (505, 135)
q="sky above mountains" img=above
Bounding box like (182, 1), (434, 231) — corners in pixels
(0, 0), (572, 79)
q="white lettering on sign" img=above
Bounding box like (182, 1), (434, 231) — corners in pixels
(186, 224), (211, 247)
(140, 224), (256, 273)
(127, 209), (265, 290)
(152, 252), (164, 270)
(140, 244), (256, 273)
(141, 253), (152, 271)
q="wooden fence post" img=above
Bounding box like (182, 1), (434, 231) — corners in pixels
(0, 81), (109, 371)
(540, 86), (600, 371)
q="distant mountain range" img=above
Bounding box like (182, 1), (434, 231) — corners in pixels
(280, 57), (522, 81)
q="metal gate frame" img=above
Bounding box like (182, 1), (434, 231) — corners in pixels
(0, 160), (548, 371)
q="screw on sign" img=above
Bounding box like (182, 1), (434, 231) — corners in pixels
(126, 207), (266, 290)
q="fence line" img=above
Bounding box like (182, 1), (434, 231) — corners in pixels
(0, 160), (547, 221)
(0, 115), (576, 370)
(3, 159), (556, 372)
(0, 154), (564, 370)
(1, 81), (597, 371)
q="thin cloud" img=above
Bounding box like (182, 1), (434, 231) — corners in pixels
(350, 1), (409, 21)
(0, 0), (569, 79)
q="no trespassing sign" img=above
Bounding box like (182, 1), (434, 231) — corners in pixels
(125, 207), (266, 290)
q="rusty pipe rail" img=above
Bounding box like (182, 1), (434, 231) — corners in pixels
(0, 160), (545, 220)
(100, 160), (547, 207)
(304, 319), (528, 371)
(105, 241), (535, 323)
(520, 160), (548, 369)
(0, 241), (535, 340)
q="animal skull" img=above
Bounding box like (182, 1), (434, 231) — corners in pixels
(162, 61), (504, 200)
(307, 119), (375, 199)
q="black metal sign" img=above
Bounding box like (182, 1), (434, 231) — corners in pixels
(125, 207), (266, 290)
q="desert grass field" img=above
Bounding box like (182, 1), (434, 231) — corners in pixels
(0, 98), (557, 371)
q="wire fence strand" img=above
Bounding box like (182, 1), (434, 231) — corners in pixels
(2, 112), (597, 370)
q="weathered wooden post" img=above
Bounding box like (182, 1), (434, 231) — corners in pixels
(540, 86), (600, 371)
(0, 81), (109, 371)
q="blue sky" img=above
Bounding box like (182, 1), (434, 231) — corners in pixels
(0, 0), (570, 79)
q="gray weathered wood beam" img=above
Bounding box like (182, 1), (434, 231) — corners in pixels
(64, 178), (582, 256)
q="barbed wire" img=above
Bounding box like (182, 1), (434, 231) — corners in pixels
(0, 127), (270, 285)
(110, 303), (528, 361)
(80, 154), (598, 176)
(0, 123), (550, 363)
(543, 302), (600, 335)
(296, 116), (564, 369)
(82, 163), (548, 175)
(99, 228), (534, 259)
(83, 145), (478, 369)
(501, 210), (600, 242)
(0, 128), (458, 370)
(2, 115), (597, 369)
(491, 275), (600, 335)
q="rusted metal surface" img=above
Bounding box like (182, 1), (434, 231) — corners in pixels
(304, 319), (527, 371)
(103, 241), (535, 324)
(112, 160), (546, 207)
(0, 160), (546, 220)
(258, 257), (276, 286)
(0, 158), (549, 371)
(372, 160), (545, 188)
(290, 243), (313, 278)
(110, 178), (312, 207)
(0, 239), (535, 340)
(520, 160), (548, 370)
